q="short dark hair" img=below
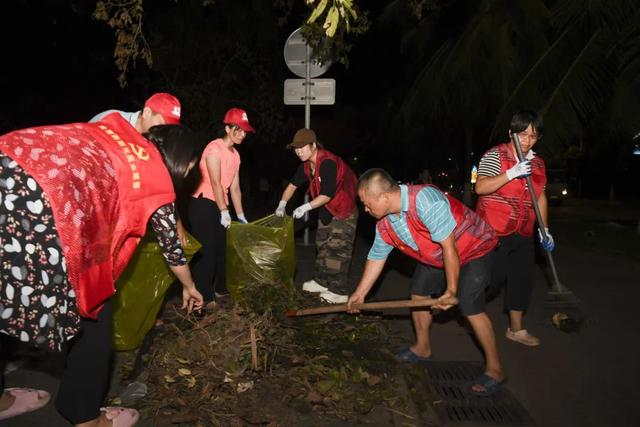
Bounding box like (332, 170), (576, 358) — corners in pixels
(144, 125), (201, 199)
(510, 110), (543, 139)
(357, 168), (399, 196)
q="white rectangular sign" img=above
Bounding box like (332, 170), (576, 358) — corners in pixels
(284, 78), (336, 105)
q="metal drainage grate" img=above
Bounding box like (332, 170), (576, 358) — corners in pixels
(425, 361), (534, 426)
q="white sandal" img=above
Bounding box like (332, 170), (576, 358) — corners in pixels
(506, 328), (540, 346)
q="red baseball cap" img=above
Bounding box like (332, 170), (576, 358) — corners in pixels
(223, 108), (255, 133)
(144, 93), (181, 124)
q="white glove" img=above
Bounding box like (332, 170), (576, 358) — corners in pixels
(275, 200), (287, 217)
(537, 227), (555, 251)
(505, 160), (531, 181)
(220, 209), (231, 228)
(292, 202), (312, 219)
(237, 213), (248, 224)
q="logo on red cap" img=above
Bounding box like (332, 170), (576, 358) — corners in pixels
(223, 108), (255, 133)
(144, 93), (181, 125)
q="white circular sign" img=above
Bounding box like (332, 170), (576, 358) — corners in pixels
(283, 28), (332, 78)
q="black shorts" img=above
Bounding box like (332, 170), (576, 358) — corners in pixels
(410, 253), (492, 316)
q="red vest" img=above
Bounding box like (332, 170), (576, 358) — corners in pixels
(304, 149), (357, 219)
(0, 113), (175, 318)
(476, 143), (546, 237)
(377, 185), (497, 268)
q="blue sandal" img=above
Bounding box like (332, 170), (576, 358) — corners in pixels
(394, 347), (433, 364)
(470, 373), (506, 396)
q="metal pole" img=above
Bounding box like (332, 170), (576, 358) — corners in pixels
(304, 45), (311, 129)
(511, 134), (571, 295)
(303, 44), (311, 246)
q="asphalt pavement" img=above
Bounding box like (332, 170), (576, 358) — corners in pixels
(3, 198), (640, 426)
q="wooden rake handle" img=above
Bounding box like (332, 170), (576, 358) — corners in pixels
(286, 296), (459, 317)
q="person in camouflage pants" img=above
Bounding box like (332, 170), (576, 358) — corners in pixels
(275, 128), (359, 298)
(314, 210), (358, 294)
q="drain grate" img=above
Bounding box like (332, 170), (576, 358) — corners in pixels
(424, 361), (534, 426)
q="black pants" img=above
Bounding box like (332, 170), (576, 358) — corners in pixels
(0, 335), (22, 394)
(55, 298), (113, 424)
(0, 336), (9, 393)
(489, 234), (534, 312)
(188, 196), (227, 302)
(411, 253), (492, 316)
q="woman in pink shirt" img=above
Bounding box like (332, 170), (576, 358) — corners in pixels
(189, 108), (255, 309)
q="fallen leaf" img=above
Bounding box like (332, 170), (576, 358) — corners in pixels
(237, 381), (254, 393)
(367, 375), (381, 386)
(164, 375), (177, 383)
(178, 368), (192, 376)
(316, 379), (335, 393)
(186, 376), (197, 388)
(306, 390), (323, 403)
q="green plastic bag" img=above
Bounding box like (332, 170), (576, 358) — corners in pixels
(112, 233), (201, 351)
(226, 215), (297, 313)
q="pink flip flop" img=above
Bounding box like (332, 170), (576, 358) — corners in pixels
(100, 406), (140, 427)
(0, 387), (51, 420)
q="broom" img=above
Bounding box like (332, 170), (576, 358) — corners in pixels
(511, 133), (579, 308)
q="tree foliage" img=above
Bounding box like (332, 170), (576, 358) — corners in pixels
(138, 1), (296, 142)
(492, 0), (640, 156)
(397, 0), (551, 134)
(94, 0), (369, 86)
(94, 0), (151, 87)
(385, 0), (640, 164)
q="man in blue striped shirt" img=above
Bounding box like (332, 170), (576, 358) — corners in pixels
(347, 168), (505, 396)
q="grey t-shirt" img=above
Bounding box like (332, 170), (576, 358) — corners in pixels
(89, 110), (139, 126)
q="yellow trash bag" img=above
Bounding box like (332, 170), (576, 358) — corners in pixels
(112, 233), (201, 351)
(226, 215), (297, 313)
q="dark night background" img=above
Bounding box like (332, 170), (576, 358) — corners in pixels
(1, 4), (640, 427)
(2, 0), (640, 203)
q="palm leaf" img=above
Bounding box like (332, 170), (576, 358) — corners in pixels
(552, 0), (638, 32)
(539, 30), (613, 157)
(617, 15), (640, 83)
(493, 0), (639, 157)
(399, 0), (550, 126)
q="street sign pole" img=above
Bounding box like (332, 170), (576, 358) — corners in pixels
(305, 44), (311, 129)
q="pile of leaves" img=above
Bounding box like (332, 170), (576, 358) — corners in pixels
(120, 292), (414, 425)
(230, 278), (301, 315)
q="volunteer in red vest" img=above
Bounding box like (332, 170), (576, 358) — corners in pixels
(348, 168), (505, 396)
(0, 116), (203, 426)
(475, 110), (553, 347)
(90, 92), (191, 248)
(275, 128), (358, 302)
(189, 108), (254, 309)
